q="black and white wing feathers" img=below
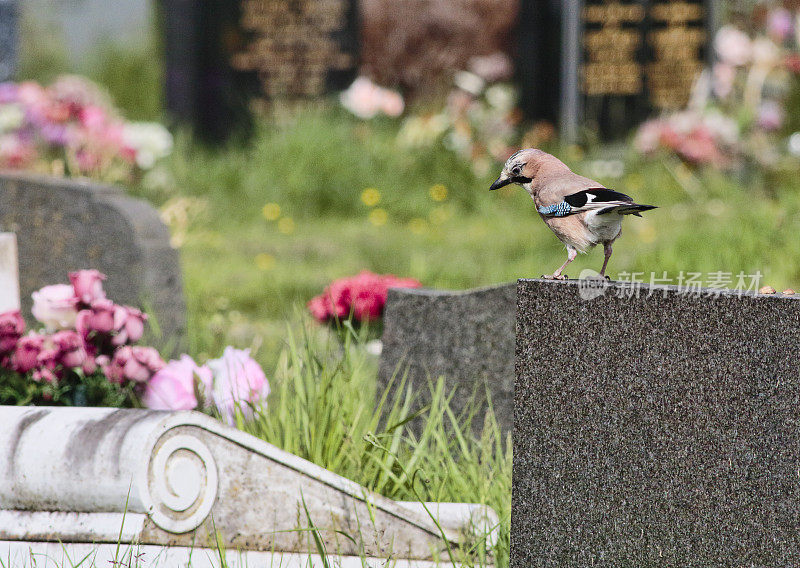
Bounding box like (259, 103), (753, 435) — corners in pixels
(538, 188), (657, 218)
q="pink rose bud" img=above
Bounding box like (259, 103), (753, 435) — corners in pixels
(206, 347), (270, 425)
(107, 345), (165, 384)
(69, 269), (107, 305)
(143, 355), (212, 411)
(111, 305), (147, 346)
(76, 298), (117, 336)
(31, 284), (78, 331)
(12, 334), (45, 373)
(52, 329), (87, 369)
(0, 310), (25, 354)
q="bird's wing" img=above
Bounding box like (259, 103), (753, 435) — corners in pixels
(538, 188), (655, 218)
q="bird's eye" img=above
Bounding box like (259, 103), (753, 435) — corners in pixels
(511, 165), (522, 176)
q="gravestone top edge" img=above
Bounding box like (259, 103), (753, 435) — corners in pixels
(0, 171), (120, 195)
(388, 282), (516, 298)
(517, 277), (799, 301)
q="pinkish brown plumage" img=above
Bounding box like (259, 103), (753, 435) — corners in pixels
(490, 149), (656, 279)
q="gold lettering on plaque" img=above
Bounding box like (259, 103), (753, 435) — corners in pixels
(582, 1), (645, 95)
(233, 0), (353, 98)
(647, 1), (705, 109)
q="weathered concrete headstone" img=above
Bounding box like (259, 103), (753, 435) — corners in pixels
(0, 233), (19, 312)
(518, 0), (714, 140)
(0, 173), (186, 354)
(379, 284), (516, 433)
(513, 278), (800, 566)
(0, 406), (498, 566)
(0, 0), (17, 82)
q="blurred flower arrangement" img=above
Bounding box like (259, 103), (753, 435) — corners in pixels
(635, 4), (800, 173)
(397, 53), (521, 176)
(0, 76), (173, 182)
(0, 270), (268, 425)
(340, 77), (405, 119)
(308, 270), (421, 324)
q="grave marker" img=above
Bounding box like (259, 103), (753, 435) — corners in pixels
(512, 278), (800, 566)
(518, 0), (714, 140)
(0, 233), (19, 312)
(161, 0), (358, 141)
(0, 173), (187, 355)
(0, 406), (499, 566)
(379, 284), (516, 433)
(0, 0), (17, 82)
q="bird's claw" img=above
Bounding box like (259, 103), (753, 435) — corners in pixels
(541, 274), (568, 280)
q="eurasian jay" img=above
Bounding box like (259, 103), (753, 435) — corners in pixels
(490, 148), (656, 279)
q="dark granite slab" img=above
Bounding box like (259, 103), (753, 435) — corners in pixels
(379, 284), (516, 433)
(0, 173), (186, 355)
(513, 278), (800, 567)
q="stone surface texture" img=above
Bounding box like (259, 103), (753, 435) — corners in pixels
(379, 284), (516, 432)
(0, 173), (186, 353)
(513, 278), (800, 567)
(0, 406), (496, 562)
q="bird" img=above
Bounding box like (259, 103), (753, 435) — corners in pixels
(489, 148), (656, 280)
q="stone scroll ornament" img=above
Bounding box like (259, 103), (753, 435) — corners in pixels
(0, 407), (499, 566)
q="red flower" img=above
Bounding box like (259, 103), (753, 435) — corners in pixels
(308, 271), (421, 323)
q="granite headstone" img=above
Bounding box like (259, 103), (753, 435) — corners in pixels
(161, 0), (358, 141)
(0, 173), (186, 354)
(513, 278), (800, 566)
(379, 284), (516, 433)
(517, 0), (714, 140)
(0, 0), (17, 82)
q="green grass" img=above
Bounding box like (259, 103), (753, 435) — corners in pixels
(127, 107), (800, 360)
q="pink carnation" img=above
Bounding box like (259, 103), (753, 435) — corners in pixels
(69, 269), (106, 305)
(0, 310), (25, 355)
(106, 345), (165, 384)
(307, 271), (422, 323)
(143, 355), (212, 411)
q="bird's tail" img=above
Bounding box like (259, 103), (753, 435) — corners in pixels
(597, 203), (657, 217)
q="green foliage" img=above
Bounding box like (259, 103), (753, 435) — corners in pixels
(0, 367), (140, 408)
(242, 322), (511, 567)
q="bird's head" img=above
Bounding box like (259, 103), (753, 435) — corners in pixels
(489, 148), (550, 191)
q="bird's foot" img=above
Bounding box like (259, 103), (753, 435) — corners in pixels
(541, 274), (568, 280)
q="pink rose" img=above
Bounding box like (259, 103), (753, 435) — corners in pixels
(12, 334), (45, 373)
(110, 305), (147, 346)
(51, 329), (87, 369)
(69, 269), (106, 305)
(76, 298), (117, 336)
(206, 347), (270, 425)
(0, 310), (25, 354)
(107, 345), (165, 384)
(143, 355), (212, 411)
(31, 284), (78, 331)
(32, 367), (57, 384)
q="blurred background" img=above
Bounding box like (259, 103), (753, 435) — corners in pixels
(2, 0), (799, 361)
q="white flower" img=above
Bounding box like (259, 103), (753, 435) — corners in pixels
(340, 76), (405, 119)
(31, 284), (78, 331)
(454, 71), (485, 96)
(484, 85), (516, 113)
(714, 26), (752, 67)
(0, 104), (24, 133)
(122, 122), (173, 170)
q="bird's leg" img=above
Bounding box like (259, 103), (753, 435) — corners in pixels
(599, 242), (613, 278)
(544, 247), (578, 280)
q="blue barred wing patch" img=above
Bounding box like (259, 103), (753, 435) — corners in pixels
(538, 202), (573, 217)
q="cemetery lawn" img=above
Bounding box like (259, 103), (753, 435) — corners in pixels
(132, 107), (800, 360)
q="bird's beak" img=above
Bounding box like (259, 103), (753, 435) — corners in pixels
(489, 175), (512, 191)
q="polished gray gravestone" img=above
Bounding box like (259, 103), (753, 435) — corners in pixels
(513, 278), (800, 567)
(0, 0), (17, 82)
(0, 173), (186, 354)
(379, 284), (516, 433)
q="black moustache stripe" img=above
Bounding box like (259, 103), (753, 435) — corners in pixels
(515, 176), (533, 184)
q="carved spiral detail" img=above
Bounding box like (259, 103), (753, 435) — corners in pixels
(146, 434), (218, 533)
